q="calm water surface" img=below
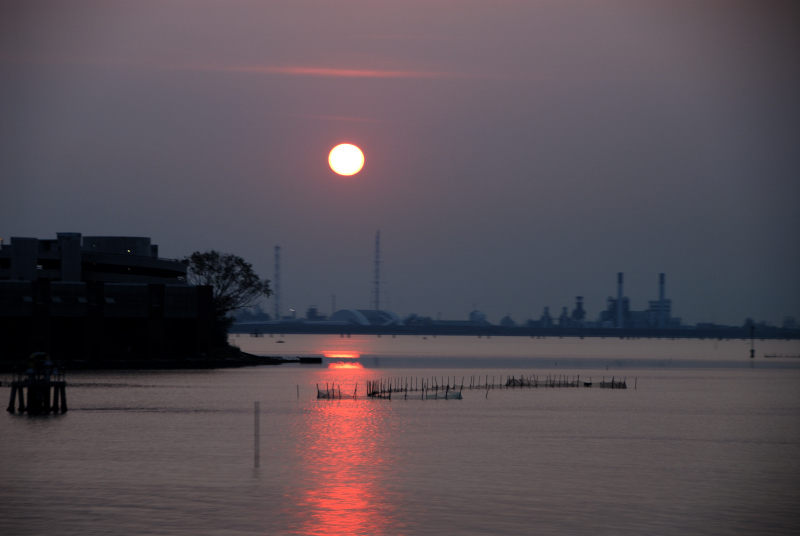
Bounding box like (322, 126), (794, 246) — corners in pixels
(2, 336), (799, 535)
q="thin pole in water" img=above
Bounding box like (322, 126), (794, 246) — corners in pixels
(254, 401), (260, 468)
(297, 385), (299, 398)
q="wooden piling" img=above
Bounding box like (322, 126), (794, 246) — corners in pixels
(52, 384), (60, 412)
(254, 401), (260, 468)
(7, 384), (17, 413)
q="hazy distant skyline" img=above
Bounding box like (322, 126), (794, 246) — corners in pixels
(2, 1), (798, 325)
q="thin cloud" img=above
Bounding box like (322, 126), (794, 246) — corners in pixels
(0, 52), (460, 79)
(1, 51), (551, 81)
(288, 114), (385, 123)
(175, 63), (459, 79)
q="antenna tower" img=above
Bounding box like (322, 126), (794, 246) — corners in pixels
(274, 246), (281, 320)
(372, 230), (380, 310)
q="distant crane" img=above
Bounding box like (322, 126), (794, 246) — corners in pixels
(372, 230), (381, 311)
(274, 245), (281, 320)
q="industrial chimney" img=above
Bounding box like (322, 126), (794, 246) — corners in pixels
(658, 273), (666, 328)
(617, 272), (624, 328)
(372, 230), (381, 311)
(274, 246), (281, 320)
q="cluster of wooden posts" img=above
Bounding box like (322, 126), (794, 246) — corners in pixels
(366, 378), (464, 400)
(7, 373), (67, 414)
(316, 382), (344, 399)
(500, 374), (628, 389)
(315, 374), (632, 400)
(6, 353), (68, 415)
(316, 378), (465, 400)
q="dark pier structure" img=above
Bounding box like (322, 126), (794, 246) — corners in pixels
(7, 352), (67, 414)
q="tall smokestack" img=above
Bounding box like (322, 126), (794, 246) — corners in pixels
(372, 230), (381, 311)
(617, 272), (624, 328)
(274, 246), (281, 320)
(658, 273), (665, 328)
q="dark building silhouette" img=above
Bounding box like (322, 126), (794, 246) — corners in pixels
(558, 307), (570, 326)
(600, 296), (631, 328)
(329, 309), (402, 326)
(499, 314), (517, 327)
(0, 233), (213, 366)
(304, 307), (327, 321)
(540, 306), (553, 327)
(598, 272), (679, 328)
(571, 296), (586, 324)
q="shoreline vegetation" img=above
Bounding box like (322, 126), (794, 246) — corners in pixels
(0, 332), (800, 374)
(0, 347), (290, 373)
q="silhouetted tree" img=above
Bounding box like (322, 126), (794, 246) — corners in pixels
(183, 251), (272, 347)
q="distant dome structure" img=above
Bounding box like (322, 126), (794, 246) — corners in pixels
(329, 309), (403, 326)
(499, 315), (516, 327)
(469, 310), (489, 325)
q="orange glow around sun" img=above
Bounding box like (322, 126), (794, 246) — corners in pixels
(323, 351), (360, 359)
(329, 362), (364, 370)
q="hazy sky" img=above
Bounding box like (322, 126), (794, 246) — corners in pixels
(2, 1), (798, 325)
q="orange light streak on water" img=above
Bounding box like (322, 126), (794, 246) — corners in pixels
(329, 362), (364, 369)
(323, 351), (360, 359)
(293, 367), (402, 535)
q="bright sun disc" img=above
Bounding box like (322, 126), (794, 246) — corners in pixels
(328, 144), (364, 176)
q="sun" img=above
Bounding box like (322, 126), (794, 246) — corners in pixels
(328, 144), (364, 176)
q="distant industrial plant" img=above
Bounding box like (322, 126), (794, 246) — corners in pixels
(235, 235), (798, 339)
(2, 233), (796, 360)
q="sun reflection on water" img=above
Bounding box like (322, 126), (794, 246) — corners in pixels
(292, 367), (402, 535)
(323, 351), (361, 359)
(329, 362), (364, 369)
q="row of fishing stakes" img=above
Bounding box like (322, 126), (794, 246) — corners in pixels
(313, 374), (634, 400)
(256, 374), (636, 466)
(7, 352), (67, 415)
(365, 377), (464, 400)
